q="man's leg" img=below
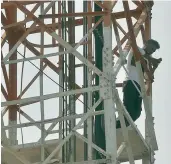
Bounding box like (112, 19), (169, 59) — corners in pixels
(134, 84), (142, 120)
(116, 80), (138, 128)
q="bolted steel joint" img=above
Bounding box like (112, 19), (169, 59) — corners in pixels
(99, 75), (112, 100)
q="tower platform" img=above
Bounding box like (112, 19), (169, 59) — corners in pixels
(2, 127), (150, 164)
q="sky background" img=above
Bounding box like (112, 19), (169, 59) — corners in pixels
(149, 1), (171, 164)
(1, 1), (171, 164)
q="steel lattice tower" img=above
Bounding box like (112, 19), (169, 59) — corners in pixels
(1, 1), (158, 164)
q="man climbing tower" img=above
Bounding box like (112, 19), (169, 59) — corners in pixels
(116, 39), (162, 128)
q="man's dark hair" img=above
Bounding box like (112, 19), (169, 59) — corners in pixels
(146, 39), (160, 49)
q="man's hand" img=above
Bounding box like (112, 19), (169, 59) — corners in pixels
(144, 56), (162, 73)
(151, 58), (162, 68)
(150, 58), (162, 74)
(147, 56), (162, 65)
(144, 54), (162, 63)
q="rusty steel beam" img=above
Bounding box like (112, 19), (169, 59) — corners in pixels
(15, 2), (104, 97)
(140, 25), (146, 45)
(88, 1), (93, 62)
(1, 11), (8, 25)
(132, 0), (144, 10)
(39, 9), (141, 19)
(145, 15), (151, 41)
(123, 1), (143, 60)
(2, 2), (141, 35)
(111, 0), (118, 10)
(112, 24), (135, 56)
(2, 18), (32, 30)
(123, 1), (153, 82)
(27, 40), (88, 48)
(4, 5), (18, 145)
(144, 8), (153, 96)
(1, 1), (47, 9)
(2, 2), (42, 30)
(113, 18), (130, 39)
(5, 6), (18, 117)
(29, 18), (88, 34)
(30, 9), (141, 34)
(112, 8), (148, 57)
(2, 2), (43, 62)
(39, 11), (108, 19)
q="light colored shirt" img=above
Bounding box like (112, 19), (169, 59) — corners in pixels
(125, 47), (146, 85)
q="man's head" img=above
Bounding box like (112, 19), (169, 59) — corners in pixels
(144, 39), (160, 56)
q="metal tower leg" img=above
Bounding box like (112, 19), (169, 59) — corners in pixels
(1, 1), (159, 164)
(102, 2), (117, 164)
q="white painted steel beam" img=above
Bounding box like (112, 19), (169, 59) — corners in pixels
(102, 5), (117, 163)
(49, 31), (104, 78)
(74, 131), (108, 157)
(115, 91), (135, 164)
(41, 98), (102, 164)
(113, 15), (135, 164)
(136, 61), (158, 150)
(3, 50), (69, 64)
(114, 90), (149, 150)
(18, 108), (47, 132)
(3, 110), (104, 130)
(117, 142), (126, 158)
(1, 86), (100, 107)
(8, 3), (105, 80)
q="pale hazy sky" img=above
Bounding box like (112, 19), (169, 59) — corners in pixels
(149, 1), (171, 164)
(1, 1), (171, 164)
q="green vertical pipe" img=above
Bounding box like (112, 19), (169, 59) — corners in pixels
(93, 2), (106, 160)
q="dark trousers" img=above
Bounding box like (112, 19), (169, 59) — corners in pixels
(116, 80), (142, 129)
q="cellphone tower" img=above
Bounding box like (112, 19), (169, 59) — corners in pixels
(1, 1), (158, 164)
